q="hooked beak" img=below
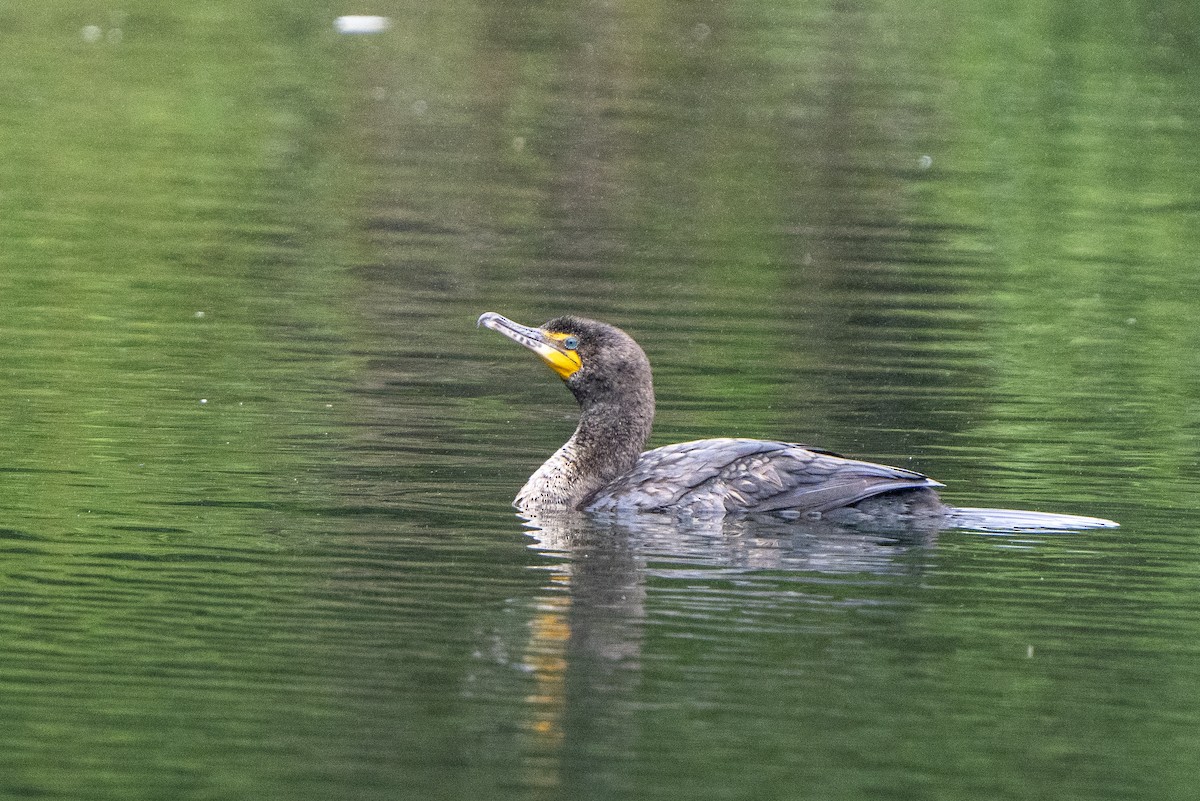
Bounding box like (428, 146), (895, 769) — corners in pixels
(477, 312), (582, 380)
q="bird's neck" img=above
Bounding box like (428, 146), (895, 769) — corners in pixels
(516, 395), (653, 512)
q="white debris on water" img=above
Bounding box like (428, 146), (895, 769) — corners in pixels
(82, 24), (123, 43)
(334, 16), (391, 34)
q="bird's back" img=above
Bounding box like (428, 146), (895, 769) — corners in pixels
(583, 438), (943, 517)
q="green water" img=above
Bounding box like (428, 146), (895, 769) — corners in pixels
(1, 2), (1198, 799)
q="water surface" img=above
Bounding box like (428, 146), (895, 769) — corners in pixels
(0, 2), (1197, 800)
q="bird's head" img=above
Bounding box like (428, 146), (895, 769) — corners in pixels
(477, 312), (653, 409)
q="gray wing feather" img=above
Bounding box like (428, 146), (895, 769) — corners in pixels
(585, 438), (941, 515)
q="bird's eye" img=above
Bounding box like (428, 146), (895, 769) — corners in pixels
(562, 336), (579, 350)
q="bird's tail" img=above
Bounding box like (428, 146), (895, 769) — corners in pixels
(945, 506), (1119, 533)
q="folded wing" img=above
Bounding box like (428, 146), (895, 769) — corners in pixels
(584, 438), (941, 515)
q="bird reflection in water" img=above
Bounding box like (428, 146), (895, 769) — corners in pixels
(510, 510), (942, 795)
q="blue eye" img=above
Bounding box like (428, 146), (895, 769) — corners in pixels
(563, 336), (579, 350)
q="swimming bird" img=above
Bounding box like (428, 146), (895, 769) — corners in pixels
(477, 312), (1118, 530)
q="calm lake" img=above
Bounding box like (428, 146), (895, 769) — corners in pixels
(1, 2), (1198, 799)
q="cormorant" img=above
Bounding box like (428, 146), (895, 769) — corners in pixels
(477, 312), (1118, 529)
